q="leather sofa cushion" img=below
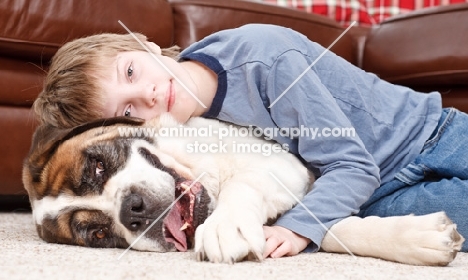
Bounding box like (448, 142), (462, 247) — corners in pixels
(362, 4), (468, 87)
(0, 0), (174, 61)
(170, 0), (361, 66)
(0, 106), (36, 195)
(0, 57), (43, 106)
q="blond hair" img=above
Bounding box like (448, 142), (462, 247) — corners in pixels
(33, 33), (180, 128)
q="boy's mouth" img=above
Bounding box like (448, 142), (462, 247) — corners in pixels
(167, 80), (175, 112)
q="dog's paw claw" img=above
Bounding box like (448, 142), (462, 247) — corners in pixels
(255, 251), (264, 262)
(196, 251), (205, 262)
(246, 251), (264, 262)
(449, 225), (465, 251)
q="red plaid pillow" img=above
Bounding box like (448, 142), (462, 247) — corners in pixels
(259, 0), (467, 26)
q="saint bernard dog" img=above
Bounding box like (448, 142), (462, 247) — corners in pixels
(22, 115), (464, 266)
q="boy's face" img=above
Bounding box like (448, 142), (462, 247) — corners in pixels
(100, 49), (200, 123)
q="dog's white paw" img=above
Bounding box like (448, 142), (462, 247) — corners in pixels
(194, 208), (265, 263)
(397, 211), (464, 266)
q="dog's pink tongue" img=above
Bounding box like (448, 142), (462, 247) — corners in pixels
(164, 205), (187, 251)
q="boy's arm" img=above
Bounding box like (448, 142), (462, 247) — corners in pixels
(267, 48), (381, 253)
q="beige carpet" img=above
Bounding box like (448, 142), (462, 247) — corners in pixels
(1, 212), (466, 279)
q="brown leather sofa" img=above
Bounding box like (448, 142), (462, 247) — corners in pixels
(1, 0), (468, 208)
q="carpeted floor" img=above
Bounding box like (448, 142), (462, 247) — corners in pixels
(1, 212), (466, 279)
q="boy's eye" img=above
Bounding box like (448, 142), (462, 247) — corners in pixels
(124, 106), (131, 117)
(127, 63), (133, 80)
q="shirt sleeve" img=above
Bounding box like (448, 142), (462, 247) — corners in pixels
(267, 48), (381, 252)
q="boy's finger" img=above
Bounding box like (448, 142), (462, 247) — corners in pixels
(263, 227), (282, 258)
(263, 235), (280, 258)
(270, 241), (293, 258)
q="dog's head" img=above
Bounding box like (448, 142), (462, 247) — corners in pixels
(22, 116), (211, 252)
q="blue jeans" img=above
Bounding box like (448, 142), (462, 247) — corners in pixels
(358, 108), (468, 251)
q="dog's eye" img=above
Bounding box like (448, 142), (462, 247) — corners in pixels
(94, 228), (106, 239)
(96, 161), (105, 175)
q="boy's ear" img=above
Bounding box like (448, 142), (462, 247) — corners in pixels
(145, 42), (161, 55)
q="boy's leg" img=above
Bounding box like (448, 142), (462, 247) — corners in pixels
(359, 108), (468, 251)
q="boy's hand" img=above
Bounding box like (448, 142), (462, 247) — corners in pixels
(263, 225), (310, 259)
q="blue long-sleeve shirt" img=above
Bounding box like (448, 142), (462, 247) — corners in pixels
(180, 24), (442, 251)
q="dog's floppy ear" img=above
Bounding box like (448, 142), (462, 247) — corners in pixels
(62, 116), (145, 142)
(22, 123), (73, 200)
(22, 116), (145, 200)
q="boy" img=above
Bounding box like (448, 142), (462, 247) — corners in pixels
(34, 24), (468, 256)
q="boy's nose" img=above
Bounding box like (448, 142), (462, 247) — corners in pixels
(144, 84), (157, 107)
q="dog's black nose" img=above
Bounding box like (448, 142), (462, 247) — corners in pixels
(120, 193), (151, 232)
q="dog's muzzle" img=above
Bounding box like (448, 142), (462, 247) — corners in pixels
(119, 180), (211, 251)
